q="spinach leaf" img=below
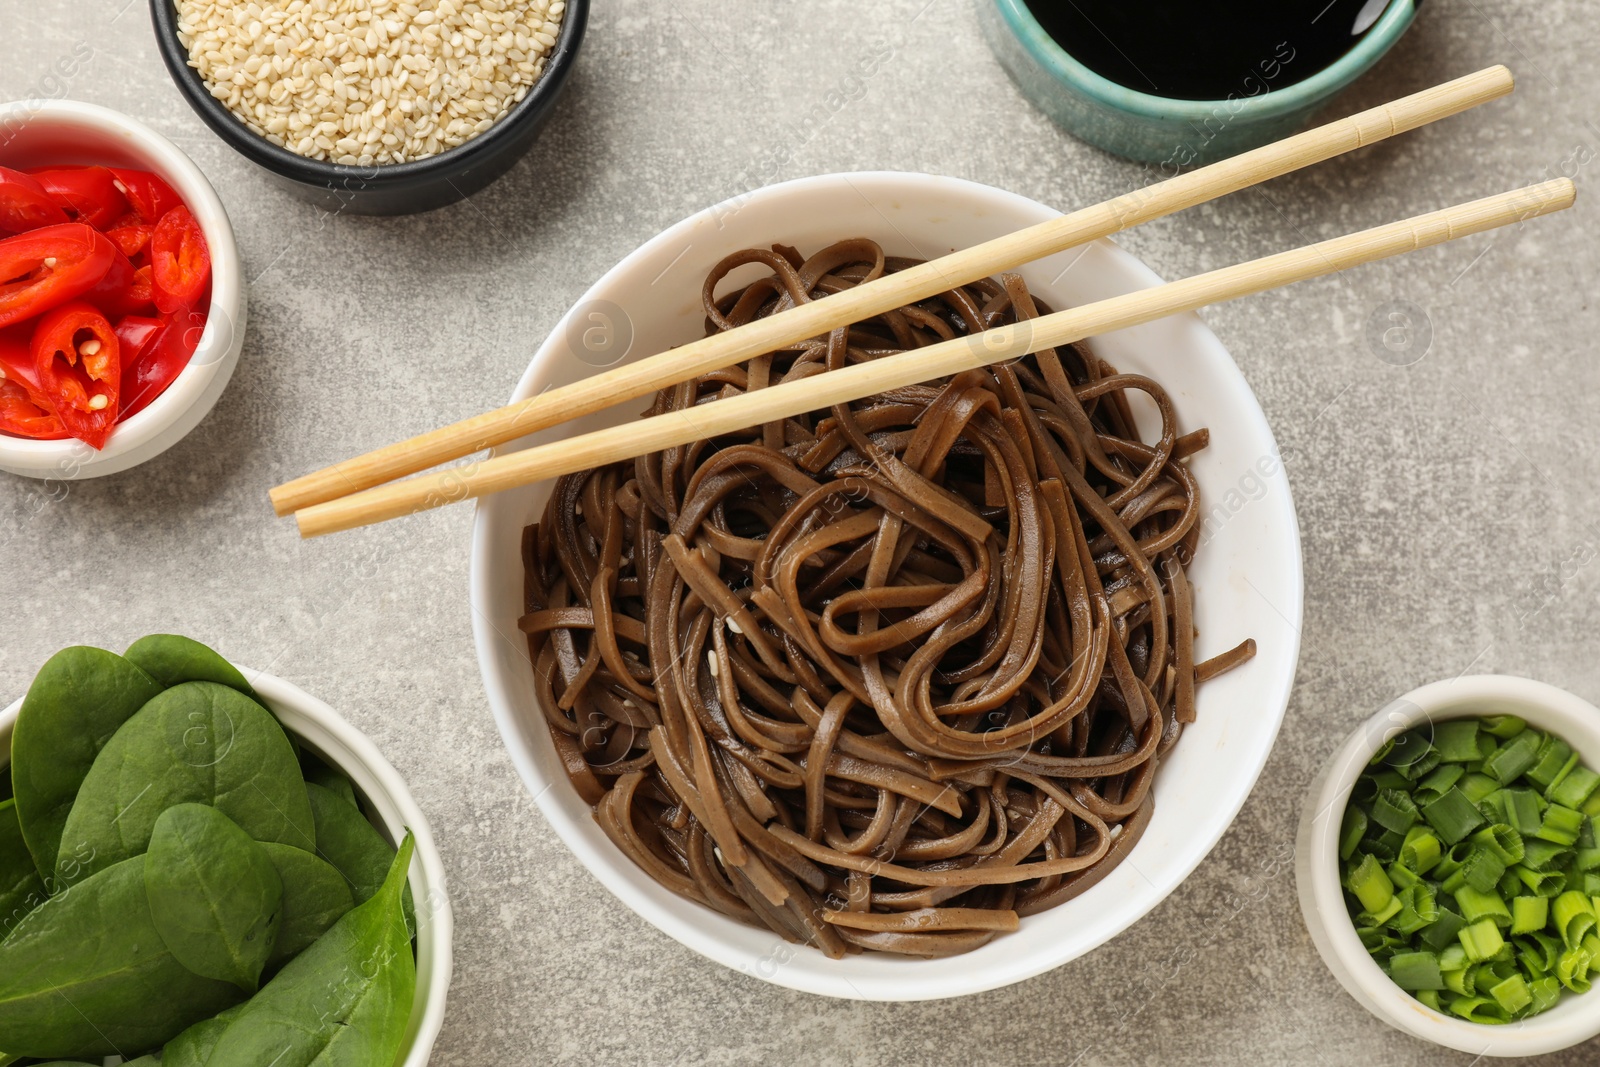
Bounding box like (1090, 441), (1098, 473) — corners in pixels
(258, 842), (354, 969)
(123, 634), (261, 703)
(10, 647), (163, 880)
(305, 782), (413, 935)
(145, 804), (283, 993)
(303, 762), (359, 810)
(197, 834), (416, 1066)
(55, 682), (315, 887)
(0, 856), (241, 1059)
(0, 800), (46, 943)
(159, 1004), (242, 1067)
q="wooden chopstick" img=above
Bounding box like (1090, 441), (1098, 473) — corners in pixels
(293, 178), (1575, 538)
(270, 65), (1516, 517)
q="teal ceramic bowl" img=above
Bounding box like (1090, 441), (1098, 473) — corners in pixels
(980, 0), (1419, 167)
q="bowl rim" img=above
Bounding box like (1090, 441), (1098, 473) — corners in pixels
(148, 0), (588, 187)
(1297, 674), (1600, 1056)
(988, 0), (1416, 119)
(0, 665), (452, 1065)
(0, 98), (244, 471)
(470, 168), (1305, 1000)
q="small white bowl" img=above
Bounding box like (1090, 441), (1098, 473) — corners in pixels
(1, 667), (451, 1064)
(471, 170), (1305, 1000)
(1296, 674), (1600, 1056)
(0, 99), (245, 480)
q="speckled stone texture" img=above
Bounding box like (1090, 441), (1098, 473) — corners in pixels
(2, 1), (1598, 1063)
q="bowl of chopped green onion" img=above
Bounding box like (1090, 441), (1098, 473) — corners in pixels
(1297, 675), (1600, 1055)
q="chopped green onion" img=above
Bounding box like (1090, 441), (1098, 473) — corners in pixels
(1487, 973), (1532, 1013)
(1483, 715), (1528, 739)
(1529, 975), (1564, 1013)
(1442, 847), (1507, 895)
(1527, 736), (1575, 789)
(1521, 839), (1575, 872)
(1418, 763), (1466, 797)
(1371, 768), (1411, 792)
(1389, 950), (1446, 990)
(1359, 897), (1405, 927)
(1423, 788), (1487, 845)
(1421, 908), (1469, 952)
(1460, 919), (1506, 961)
(1484, 729), (1544, 784)
(1511, 896), (1550, 935)
(1373, 788), (1419, 834)
(1384, 730), (1434, 770)
(1471, 824), (1525, 866)
(1458, 772), (1501, 804)
(1514, 865), (1568, 898)
(1433, 720), (1482, 763)
(1557, 946), (1594, 993)
(1477, 790), (1508, 825)
(1447, 995), (1510, 1024)
(1455, 886), (1512, 928)
(1338, 805), (1368, 861)
(1341, 716), (1598, 1024)
(1538, 804), (1586, 847)
(1553, 891), (1596, 948)
(1410, 750), (1442, 781)
(1400, 829), (1442, 874)
(1390, 883), (1439, 936)
(1503, 788), (1545, 836)
(1432, 841), (1474, 881)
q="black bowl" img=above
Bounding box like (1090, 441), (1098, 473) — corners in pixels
(149, 0), (587, 215)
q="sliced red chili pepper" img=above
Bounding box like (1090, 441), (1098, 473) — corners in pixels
(0, 378), (67, 439)
(32, 300), (120, 449)
(0, 167), (69, 234)
(108, 168), (182, 223)
(0, 223), (117, 329)
(118, 305), (203, 420)
(0, 324), (51, 407)
(149, 206), (210, 314)
(84, 249), (154, 319)
(30, 166), (129, 231)
(103, 212), (154, 258)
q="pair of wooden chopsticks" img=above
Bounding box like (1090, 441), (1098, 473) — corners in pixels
(274, 65), (1571, 539)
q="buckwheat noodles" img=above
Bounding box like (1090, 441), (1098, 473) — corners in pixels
(520, 239), (1255, 958)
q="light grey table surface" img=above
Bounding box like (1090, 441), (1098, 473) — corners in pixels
(3, 1), (1597, 1063)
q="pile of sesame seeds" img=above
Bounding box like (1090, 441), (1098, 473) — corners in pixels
(175, 0), (566, 167)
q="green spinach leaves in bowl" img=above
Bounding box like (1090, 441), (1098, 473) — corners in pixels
(0, 636), (416, 1063)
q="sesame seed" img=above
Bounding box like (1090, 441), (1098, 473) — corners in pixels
(175, 0), (563, 165)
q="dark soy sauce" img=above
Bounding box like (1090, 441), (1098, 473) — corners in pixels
(1026, 0), (1395, 101)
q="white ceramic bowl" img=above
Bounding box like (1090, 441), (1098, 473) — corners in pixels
(0, 99), (245, 479)
(471, 171), (1305, 1000)
(1297, 675), (1600, 1056)
(1, 667), (451, 1064)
